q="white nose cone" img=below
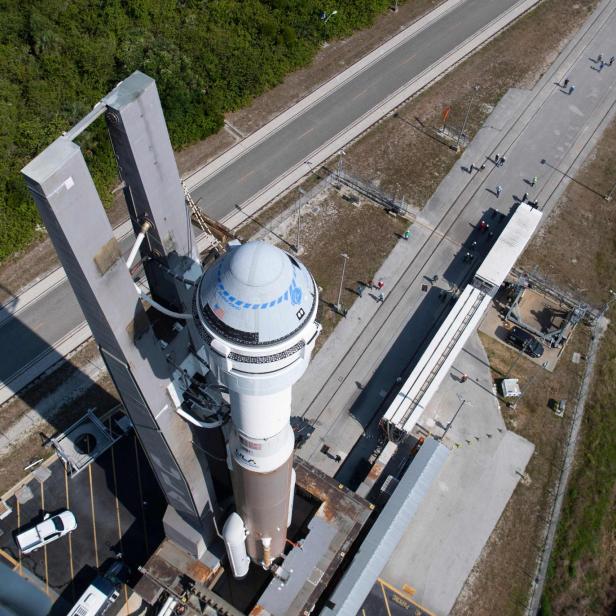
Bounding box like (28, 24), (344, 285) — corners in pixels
(194, 241), (317, 347)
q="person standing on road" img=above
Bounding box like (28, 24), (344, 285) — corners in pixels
(609, 56), (615, 66)
(378, 291), (385, 303)
(563, 78), (570, 88)
(499, 156), (507, 168)
(532, 175), (538, 187)
(496, 185), (503, 198)
(599, 61), (605, 72)
(569, 84), (576, 95)
(597, 53), (603, 63)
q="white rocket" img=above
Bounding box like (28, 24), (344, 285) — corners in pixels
(193, 241), (320, 576)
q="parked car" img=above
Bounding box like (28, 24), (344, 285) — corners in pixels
(66, 557), (130, 616)
(507, 327), (544, 358)
(15, 510), (77, 554)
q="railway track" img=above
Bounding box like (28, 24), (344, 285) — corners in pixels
(298, 0), (616, 438)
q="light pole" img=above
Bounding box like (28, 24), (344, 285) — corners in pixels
(296, 188), (305, 253)
(336, 253), (349, 315)
(455, 84), (480, 152)
(444, 393), (473, 438)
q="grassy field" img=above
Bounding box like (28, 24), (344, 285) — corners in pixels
(531, 117), (616, 616)
(540, 324), (616, 615)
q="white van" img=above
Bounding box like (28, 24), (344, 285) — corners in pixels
(66, 576), (119, 616)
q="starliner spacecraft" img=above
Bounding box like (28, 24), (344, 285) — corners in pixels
(194, 241), (320, 573)
(21, 71), (320, 578)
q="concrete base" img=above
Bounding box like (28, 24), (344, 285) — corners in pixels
(162, 506), (207, 561)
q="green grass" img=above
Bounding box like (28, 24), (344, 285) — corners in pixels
(540, 321), (616, 614)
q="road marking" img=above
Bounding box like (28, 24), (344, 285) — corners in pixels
(239, 169), (256, 182)
(40, 481), (49, 596)
(379, 580), (393, 616)
(378, 577), (436, 615)
(0, 547), (19, 568)
(16, 500), (22, 575)
(64, 468), (75, 602)
(298, 126), (316, 138)
(133, 434), (149, 555)
(87, 463), (100, 568)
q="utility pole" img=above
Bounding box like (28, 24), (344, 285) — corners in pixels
(336, 253), (350, 315)
(296, 188), (305, 253)
(455, 84), (480, 152)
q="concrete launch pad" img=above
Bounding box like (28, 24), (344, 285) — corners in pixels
(137, 458), (372, 615)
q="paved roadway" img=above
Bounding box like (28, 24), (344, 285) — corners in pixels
(0, 0), (528, 402)
(192, 0), (523, 220)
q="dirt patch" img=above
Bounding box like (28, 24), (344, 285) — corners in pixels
(256, 187), (407, 351)
(451, 325), (591, 616)
(515, 122), (616, 616)
(520, 115), (616, 306)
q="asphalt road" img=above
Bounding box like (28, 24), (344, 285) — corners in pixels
(0, 0), (523, 397)
(192, 0), (523, 220)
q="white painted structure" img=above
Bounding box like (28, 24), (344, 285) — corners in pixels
(193, 241), (320, 571)
(383, 203), (542, 436)
(473, 203), (543, 294)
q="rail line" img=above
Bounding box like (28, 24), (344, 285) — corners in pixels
(299, 0), (616, 430)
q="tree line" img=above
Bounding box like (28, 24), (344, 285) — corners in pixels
(0, 0), (400, 261)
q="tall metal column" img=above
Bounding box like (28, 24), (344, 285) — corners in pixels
(22, 98), (216, 560)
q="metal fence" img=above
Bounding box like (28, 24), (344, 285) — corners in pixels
(337, 169), (410, 217)
(251, 174), (333, 241)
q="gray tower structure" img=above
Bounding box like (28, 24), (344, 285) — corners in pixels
(21, 72), (217, 559)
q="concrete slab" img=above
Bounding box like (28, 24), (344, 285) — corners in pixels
(31, 466), (52, 484)
(15, 485), (34, 505)
(379, 332), (534, 615)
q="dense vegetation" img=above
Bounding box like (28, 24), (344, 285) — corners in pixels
(0, 0), (399, 261)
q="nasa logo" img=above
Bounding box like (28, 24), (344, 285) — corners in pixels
(290, 280), (302, 306)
